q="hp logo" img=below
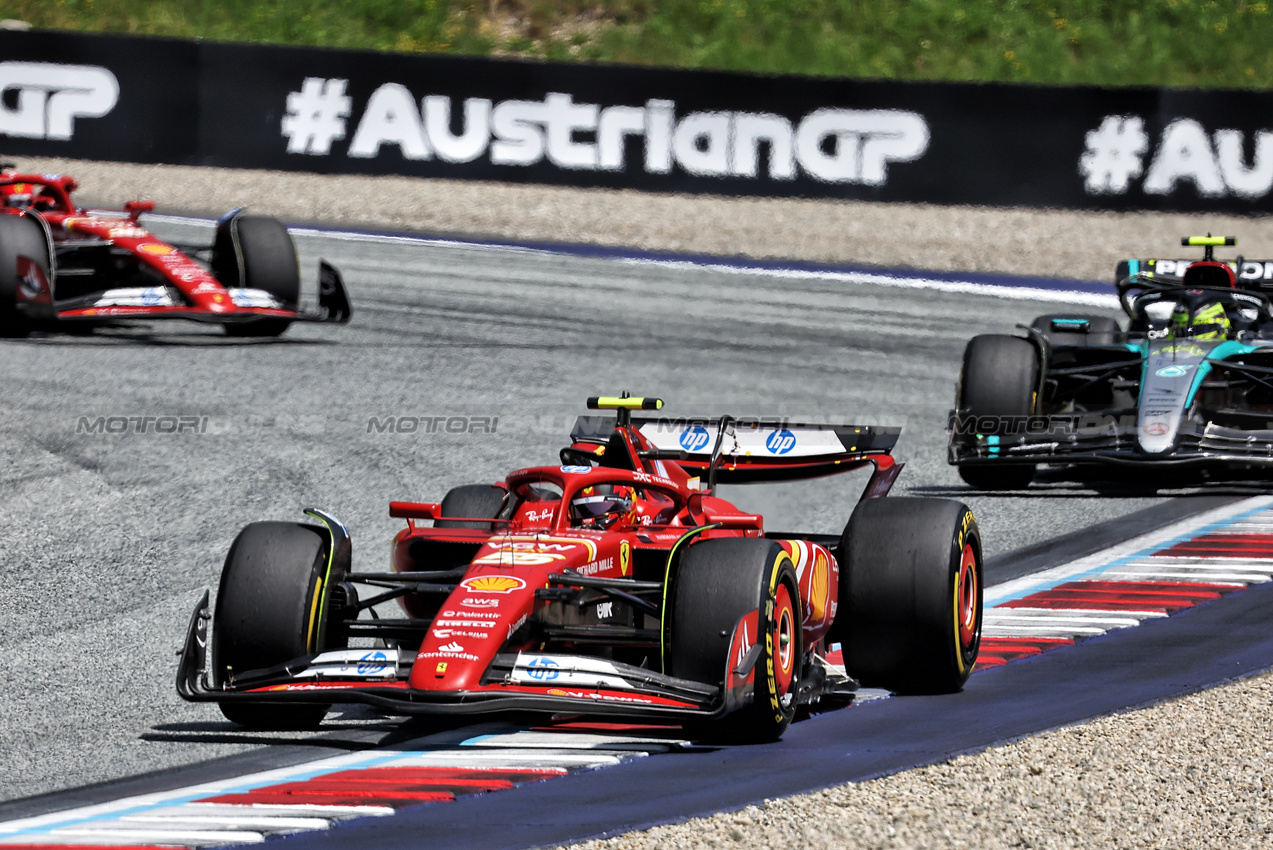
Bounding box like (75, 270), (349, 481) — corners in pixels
(765, 429), (796, 454)
(526, 657), (560, 681)
(680, 425), (711, 452)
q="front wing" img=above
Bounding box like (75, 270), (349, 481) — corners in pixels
(176, 592), (728, 720)
(950, 415), (1273, 471)
(51, 262), (352, 326)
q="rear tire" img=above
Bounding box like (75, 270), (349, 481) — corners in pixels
(833, 498), (982, 694)
(1030, 313), (1121, 347)
(213, 521), (342, 730)
(954, 334), (1039, 489)
(669, 538), (801, 743)
(434, 484), (507, 530)
(0, 213), (49, 338)
(214, 215), (299, 338)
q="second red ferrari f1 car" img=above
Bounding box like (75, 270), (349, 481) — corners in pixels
(178, 396), (982, 742)
(0, 166), (351, 337)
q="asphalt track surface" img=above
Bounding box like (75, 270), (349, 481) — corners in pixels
(0, 218), (1228, 805)
(280, 575), (1273, 850)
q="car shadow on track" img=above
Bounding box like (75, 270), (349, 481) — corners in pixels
(6, 334), (334, 348)
(141, 728), (388, 750)
(140, 709), (500, 752)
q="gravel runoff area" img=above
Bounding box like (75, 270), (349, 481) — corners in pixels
(12, 155), (1273, 281)
(11, 154), (1273, 843)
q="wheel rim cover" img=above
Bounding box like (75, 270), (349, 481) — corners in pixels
(773, 583), (796, 695)
(956, 543), (979, 651)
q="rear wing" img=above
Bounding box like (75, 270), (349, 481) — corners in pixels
(1117, 258), (1273, 291)
(570, 415), (901, 484)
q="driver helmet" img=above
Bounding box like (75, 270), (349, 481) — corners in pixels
(570, 485), (637, 530)
(1191, 299), (1231, 340)
(1168, 299), (1230, 340)
(0, 183), (33, 208)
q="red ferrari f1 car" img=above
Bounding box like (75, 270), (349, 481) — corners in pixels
(178, 397), (983, 741)
(0, 166), (351, 337)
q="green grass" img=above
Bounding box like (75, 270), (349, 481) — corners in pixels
(5, 0), (1273, 88)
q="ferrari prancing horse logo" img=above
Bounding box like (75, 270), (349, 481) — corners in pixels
(619, 540), (631, 576)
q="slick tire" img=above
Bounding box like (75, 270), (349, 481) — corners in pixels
(213, 521), (342, 730)
(214, 215), (300, 338)
(0, 213), (49, 338)
(1030, 313), (1121, 347)
(434, 484), (507, 530)
(669, 538), (801, 743)
(833, 498), (982, 694)
(955, 334), (1038, 490)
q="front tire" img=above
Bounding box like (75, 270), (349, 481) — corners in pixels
(214, 215), (300, 338)
(833, 498), (982, 694)
(669, 538), (801, 743)
(954, 334), (1039, 489)
(212, 521), (342, 729)
(0, 213), (49, 338)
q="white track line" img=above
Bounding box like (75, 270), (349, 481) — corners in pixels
(143, 214), (1116, 307)
(984, 496), (1273, 607)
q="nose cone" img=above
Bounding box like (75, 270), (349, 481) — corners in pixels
(409, 574), (536, 691)
(1138, 340), (1216, 454)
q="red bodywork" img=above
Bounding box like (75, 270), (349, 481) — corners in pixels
(385, 461), (846, 700)
(195, 413), (899, 716)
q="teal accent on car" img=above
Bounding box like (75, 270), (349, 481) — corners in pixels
(1186, 340), (1260, 408)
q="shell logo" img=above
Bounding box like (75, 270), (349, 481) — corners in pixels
(460, 575), (528, 594)
(809, 552), (829, 623)
(137, 243), (176, 256)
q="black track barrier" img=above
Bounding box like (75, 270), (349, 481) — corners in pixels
(4, 29), (1273, 212)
